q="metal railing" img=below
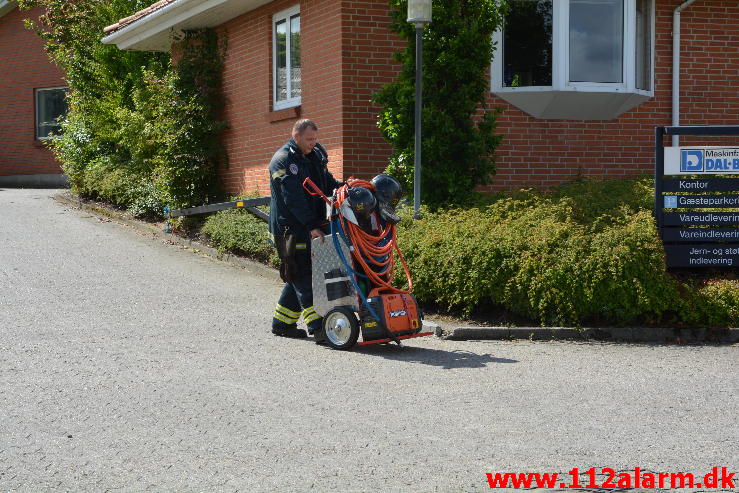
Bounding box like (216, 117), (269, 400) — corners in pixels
(166, 196), (270, 222)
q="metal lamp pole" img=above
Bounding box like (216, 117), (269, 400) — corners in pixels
(407, 0), (432, 219)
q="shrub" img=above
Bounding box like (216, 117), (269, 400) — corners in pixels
(395, 176), (683, 326)
(374, 0), (505, 206)
(675, 279), (739, 328)
(79, 156), (140, 206)
(127, 183), (168, 219)
(21, 1), (226, 213)
(201, 209), (278, 267)
(180, 175), (739, 328)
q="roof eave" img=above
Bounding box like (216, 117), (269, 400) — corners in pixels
(101, 0), (191, 52)
(0, 0), (18, 18)
(101, 0), (270, 52)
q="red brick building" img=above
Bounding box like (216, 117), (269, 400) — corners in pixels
(0, 1), (67, 187)
(102, 0), (739, 195)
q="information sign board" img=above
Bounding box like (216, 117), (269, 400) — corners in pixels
(662, 194), (739, 208)
(664, 147), (739, 175)
(664, 244), (739, 267)
(661, 228), (739, 242)
(661, 178), (739, 193)
(655, 127), (739, 268)
(663, 212), (739, 226)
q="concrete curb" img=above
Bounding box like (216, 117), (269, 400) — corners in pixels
(444, 326), (739, 343)
(53, 191), (281, 283)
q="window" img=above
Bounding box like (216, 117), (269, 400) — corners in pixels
(36, 87), (68, 139)
(492, 0), (655, 120)
(635, 0), (652, 90)
(569, 0), (623, 83)
(503, 0), (553, 87)
(273, 6), (301, 110)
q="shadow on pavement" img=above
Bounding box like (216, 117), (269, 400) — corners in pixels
(353, 344), (518, 369)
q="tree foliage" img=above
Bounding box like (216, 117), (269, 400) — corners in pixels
(19, 0), (226, 212)
(374, 0), (506, 206)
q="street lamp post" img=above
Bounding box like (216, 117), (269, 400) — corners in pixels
(407, 0), (432, 219)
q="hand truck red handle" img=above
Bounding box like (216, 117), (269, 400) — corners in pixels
(302, 177), (331, 204)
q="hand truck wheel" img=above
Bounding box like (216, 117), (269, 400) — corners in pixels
(322, 306), (360, 350)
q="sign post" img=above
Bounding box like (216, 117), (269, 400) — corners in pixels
(655, 126), (739, 268)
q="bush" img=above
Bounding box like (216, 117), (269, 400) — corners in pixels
(374, 0), (505, 206)
(395, 176), (685, 326)
(79, 156), (140, 206)
(675, 279), (739, 328)
(127, 183), (168, 219)
(21, 0), (226, 213)
(201, 209), (278, 267)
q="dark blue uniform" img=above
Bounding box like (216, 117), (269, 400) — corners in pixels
(269, 139), (341, 333)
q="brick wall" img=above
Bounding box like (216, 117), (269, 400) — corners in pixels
(336, 0), (739, 191)
(671, 0), (739, 148)
(340, 0), (403, 181)
(0, 6), (66, 177)
(220, 0), (739, 195)
(489, 0), (739, 190)
(217, 0), (344, 196)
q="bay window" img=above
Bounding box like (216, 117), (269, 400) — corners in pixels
(492, 0), (654, 120)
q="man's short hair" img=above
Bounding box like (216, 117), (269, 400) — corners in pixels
(292, 119), (318, 135)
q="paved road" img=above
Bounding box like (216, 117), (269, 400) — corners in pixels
(0, 188), (737, 492)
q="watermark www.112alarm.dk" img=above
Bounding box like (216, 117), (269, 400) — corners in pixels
(486, 467), (735, 489)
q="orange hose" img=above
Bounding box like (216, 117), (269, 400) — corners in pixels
(335, 179), (412, 294)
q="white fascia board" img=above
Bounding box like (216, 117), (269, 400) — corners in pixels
(101, 0), (269, 52)
(102, 0), (205, 51)
(0, 1), (18, 18)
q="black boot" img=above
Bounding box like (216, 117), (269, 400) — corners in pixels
(309, 320), (326, 343)
(272, 324), (307, 339)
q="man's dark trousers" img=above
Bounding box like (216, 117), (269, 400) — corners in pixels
(272, 238), (321, 333)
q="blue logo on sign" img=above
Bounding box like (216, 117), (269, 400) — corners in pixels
(664, 196), (677, 209)
(681, 149), (703, 172)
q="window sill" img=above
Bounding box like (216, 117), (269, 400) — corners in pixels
(491, 88), (653, 120)
(267, 106), (301, 123)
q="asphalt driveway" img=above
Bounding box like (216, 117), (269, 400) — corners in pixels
(0, 188), (736, 492)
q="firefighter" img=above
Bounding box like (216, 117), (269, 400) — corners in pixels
(268, 119), (342, 338)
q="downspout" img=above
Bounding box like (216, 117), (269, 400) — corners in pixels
(672, 0), (700, 146)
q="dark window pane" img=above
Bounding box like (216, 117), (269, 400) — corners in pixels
(36, 88), (67, 138)
(635, 0), (652, 90)
(569, 0), (623, 83)
(275, 19), (287, 102)
(503, 0), (553, 87)
(290, 14), (301, 99)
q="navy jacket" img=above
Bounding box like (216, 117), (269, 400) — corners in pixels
(268, 139), (341, 237)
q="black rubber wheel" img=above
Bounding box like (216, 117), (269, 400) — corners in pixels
(322, 306), (360, 350)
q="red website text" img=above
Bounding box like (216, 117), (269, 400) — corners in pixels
(486, 466), (735, 489)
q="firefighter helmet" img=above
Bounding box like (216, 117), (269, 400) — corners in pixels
(347, 186), (377, 232)
(370, 174), (402, 224)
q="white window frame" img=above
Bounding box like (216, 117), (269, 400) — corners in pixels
(492, 0), (654, 97)
(272, 5), (301, 111)
(35, 86), (68, 140)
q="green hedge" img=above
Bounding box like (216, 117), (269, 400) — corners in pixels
(200, 208), (279, 267)
(198, 177), (739, 328)
(395, 189), (674, 325)
(22, 0), (226, 216)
